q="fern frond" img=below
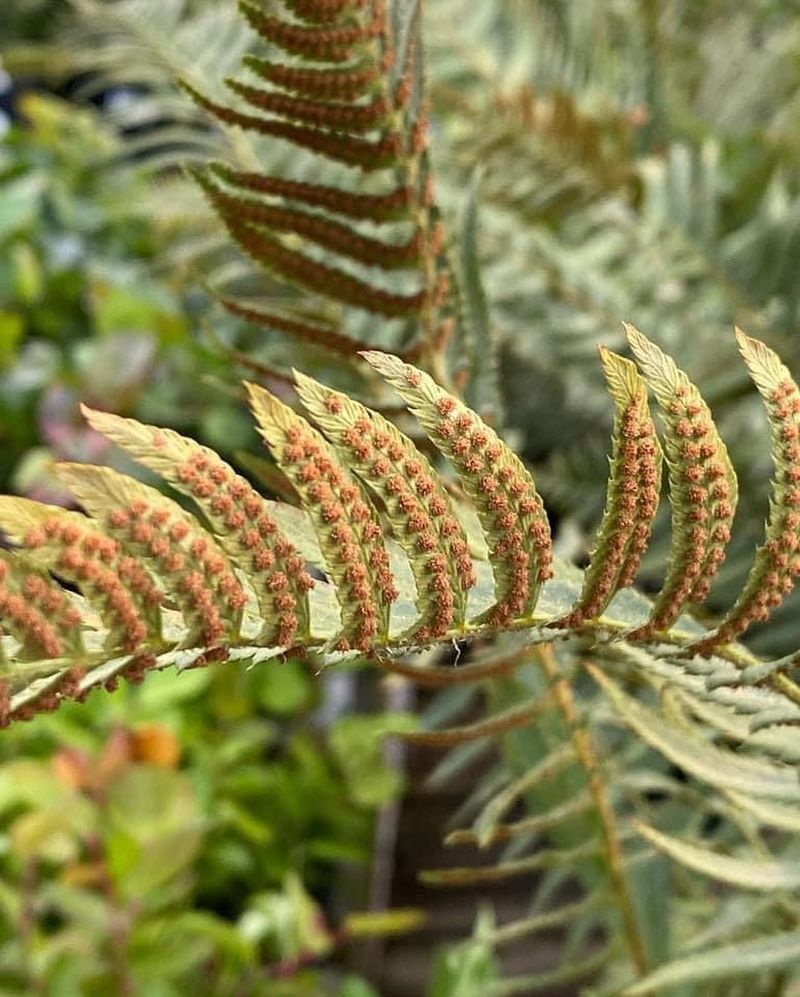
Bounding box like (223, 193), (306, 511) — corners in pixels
(41, 4), (800, 989)
(625, 324), (738, 637)
(419, 837), (607, 888)
(180, 81), (401, 167)
(175, 0), (457, 373)
(622, 931), (800, 996)
(246, 381), (396, 649)
(403, 695), (553, 749)
(293, 371), (474, 638)
(691, 329), (800, 652)
(45, 0), (461, 384)
(466, 741), (578, 847)
(208, 162), (412, 221)
(242, 55), (380, 100)
(221, 217), (436, 317)
(217, 297), (372, 358)
(77, 407), (316, 645)
(554, 348), (661, 627)
(1, 333), (800, 720)
(194, 173), (422, 270)
(55, 463), (247, 649)
(445, 790), (593, 847)
(225, 78), (392, 133)
(238, 0), (383, 62)
(0, 553), (84, 663)
(590, 667), (800, 802)
(636, 822), (800, 891)
(0, 499), (160, 653)
(361, 350), (553, 625)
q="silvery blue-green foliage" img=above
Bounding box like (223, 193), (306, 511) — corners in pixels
(425, 0), (800, 655)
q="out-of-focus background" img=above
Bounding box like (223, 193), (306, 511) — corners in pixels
(1, 1), (800, 993)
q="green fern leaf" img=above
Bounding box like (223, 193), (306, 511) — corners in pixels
(361, 350), (552, 624)
(246, 381), (396, 649)
(555, 348), (661, 626)
(625, 324), (737, 636)
(78, 407), (316, 645)
(293, 371), (474, 638)
(636, 822), (800, 891)
(622, 931), (800, 995)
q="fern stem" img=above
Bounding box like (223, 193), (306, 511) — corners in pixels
(489, 946), (612, 997)
(374, 645), (529, 686)
(445, 789), (593, 847)
(535, 643), (649, 976)
(488, 893), (604, 948)
(402, 694), (552, 747)
(771, 672), (800, 707)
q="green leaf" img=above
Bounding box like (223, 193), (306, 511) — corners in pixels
(87, 278), (186, 342)
(329, 714), (417, 808)
(238, 873), (331, 960)
(590, 667), (800, 800)
(623, 929), (800, 994)
(0, 759), (72, 814)
(0, 312), (23, 368)
(636, 822), (800, 890)
(10, 242), (43, 303)
(9, 803), (95, 863)
(106, 766), (200, 840)
(459, 168), (503, 424)
(0, 173), (46, 240)
(430, 933), (499, 997)
(259, 659), (312, 714)
(132, 911), (255, 977)
(107, 826), (204, 900)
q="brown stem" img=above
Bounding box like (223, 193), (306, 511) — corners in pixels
(534, 643), (649, 977)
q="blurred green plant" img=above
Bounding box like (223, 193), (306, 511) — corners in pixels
(0, 659), (411, 994)
(0, 93), (265, 502)
(2, 0), (63, 46)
